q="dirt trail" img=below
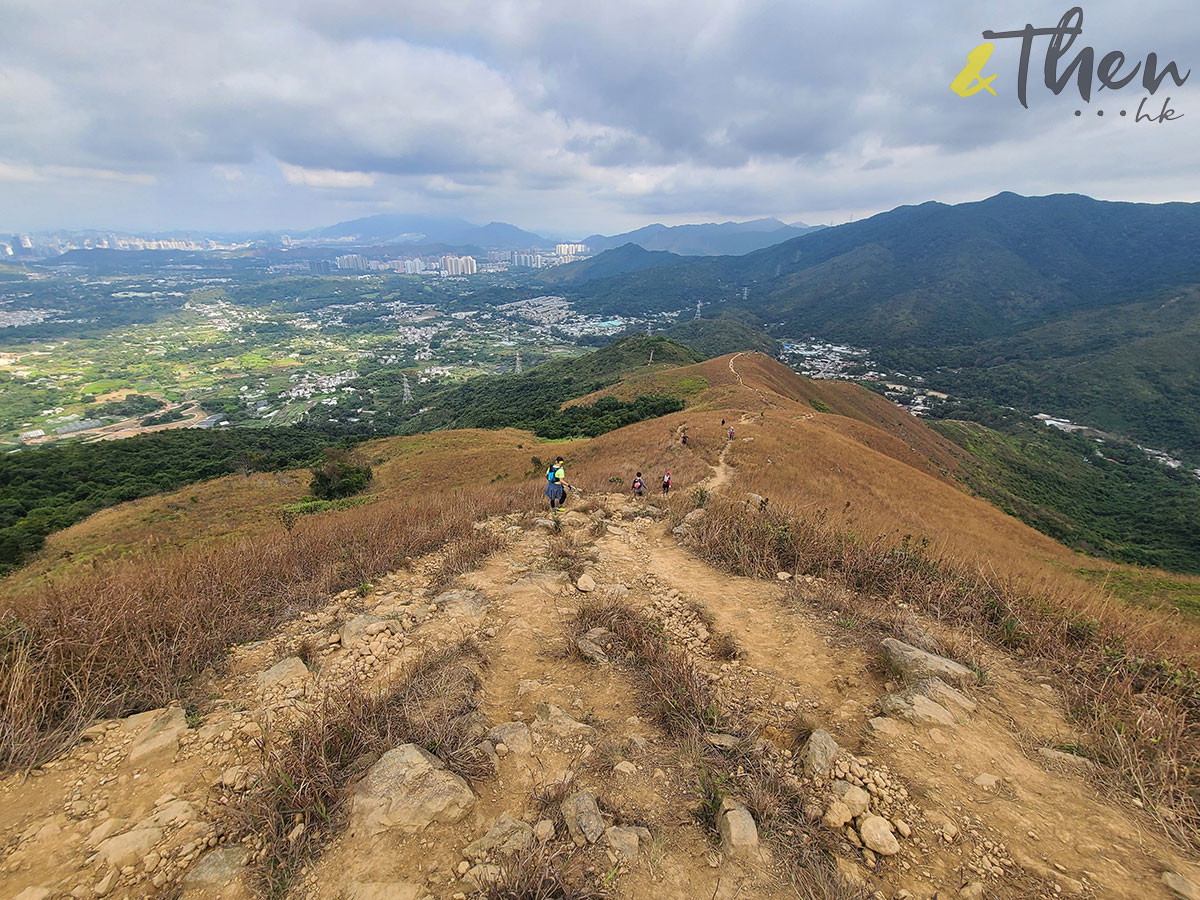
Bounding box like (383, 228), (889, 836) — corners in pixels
(3, 493), (1199, 900)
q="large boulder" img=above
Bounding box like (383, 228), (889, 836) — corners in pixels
(347, 744), (475, 836)
(880, 638), (974, 688)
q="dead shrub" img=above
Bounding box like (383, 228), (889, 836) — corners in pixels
(710, 630), (744, 661)
(0, 487), (526, 770)
(427, 528), (508, 594)
(231, 640), (488, 898)
(477, 843), (607, 900)
(545, 534), (596, 582)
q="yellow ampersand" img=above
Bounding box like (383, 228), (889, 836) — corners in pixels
(951, 42), (998, 96)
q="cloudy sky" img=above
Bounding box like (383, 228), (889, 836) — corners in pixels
(1, 1), (1195, 236)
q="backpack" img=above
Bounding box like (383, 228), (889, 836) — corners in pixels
(547, 466), (557, 484)
(662, 474), (670, 485)
(632, 477), (644, 490)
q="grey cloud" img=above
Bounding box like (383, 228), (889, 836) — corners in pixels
(0, 0), (1196, 232)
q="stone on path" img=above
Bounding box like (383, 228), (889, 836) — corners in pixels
(128, 707), (189, 764)
(879, 690), (957, 727)
(1163, 871), (1200, 900)
(830, 781), (871, 817)
(341, 883), (424, 900)
(435, 590), (489, 619)
(605, 825), (647, 861)
(880, 638), (975, 688)
(576, 573), (597, 593)
(575, 627), (612, 664)
(487, 721), (532, 755)
(800, 728), (839, 775)
(347, 744), (474, 836)
(917, 677), (976, 720)
(179, 847), (252, 899)
(97, 827), (164, 869)
(533, 702), (593, 737)
(464, 813), (534, 858)
(858, 815), (900, 855)
(561, 791), (605, 846)
(255, 657), (310, 695)
(719, 798), (759, 858)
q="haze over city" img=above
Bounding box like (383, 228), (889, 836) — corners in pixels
(1, 0), (1196, 236)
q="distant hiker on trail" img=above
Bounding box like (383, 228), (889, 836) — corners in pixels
(681, 429), (689, 447)
(632, 472), (646, 498)
(728, 426), (735, 441)
(661, 471), (671, 495)
(544, 456), (568, 509)
(721, 418), (725, 427)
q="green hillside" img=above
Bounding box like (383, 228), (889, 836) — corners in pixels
(357, 335), (699, 437)
(558, 193), (1200, 460)
(932, 416), (1200, 574)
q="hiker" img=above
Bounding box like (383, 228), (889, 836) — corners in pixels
(728, 426), (735, 441)
(661, 470), (671, 495)
(721, 418), (726, 427)
(632, 472), (646, 498)
(681, 429), (689, 447)
(544, 456), (568, 509)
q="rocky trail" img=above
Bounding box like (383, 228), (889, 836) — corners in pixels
(3, 486), (1200, 900)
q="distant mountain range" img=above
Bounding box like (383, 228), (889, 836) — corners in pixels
(556, 192), (1200, 462)
(579, 218), (823, 256)
(316, 214), (823, 256)
(316, 215), (553, 250)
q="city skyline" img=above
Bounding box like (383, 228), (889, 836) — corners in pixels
(1, 2), (1195, 235)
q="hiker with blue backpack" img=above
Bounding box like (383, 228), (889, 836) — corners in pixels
(545, 456), (569, 509)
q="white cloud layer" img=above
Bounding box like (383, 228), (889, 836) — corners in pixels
(0, 1), (1195, 234)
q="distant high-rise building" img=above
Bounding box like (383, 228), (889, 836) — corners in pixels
(556, 243), (588, 256)
(309, 259), (331, 275)
(439, 254), (477, 276)
(334, 254), (368, 271)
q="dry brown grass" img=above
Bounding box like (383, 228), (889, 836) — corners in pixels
(0, 486), (528, 769)
(230, 640), (489, 899)
(427, 528), (509, 594)
(570, 597), (726, 736)
(687, 498), (1200, 847)
(545, 534), (597, 583)
(477, 843), (608, 900)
